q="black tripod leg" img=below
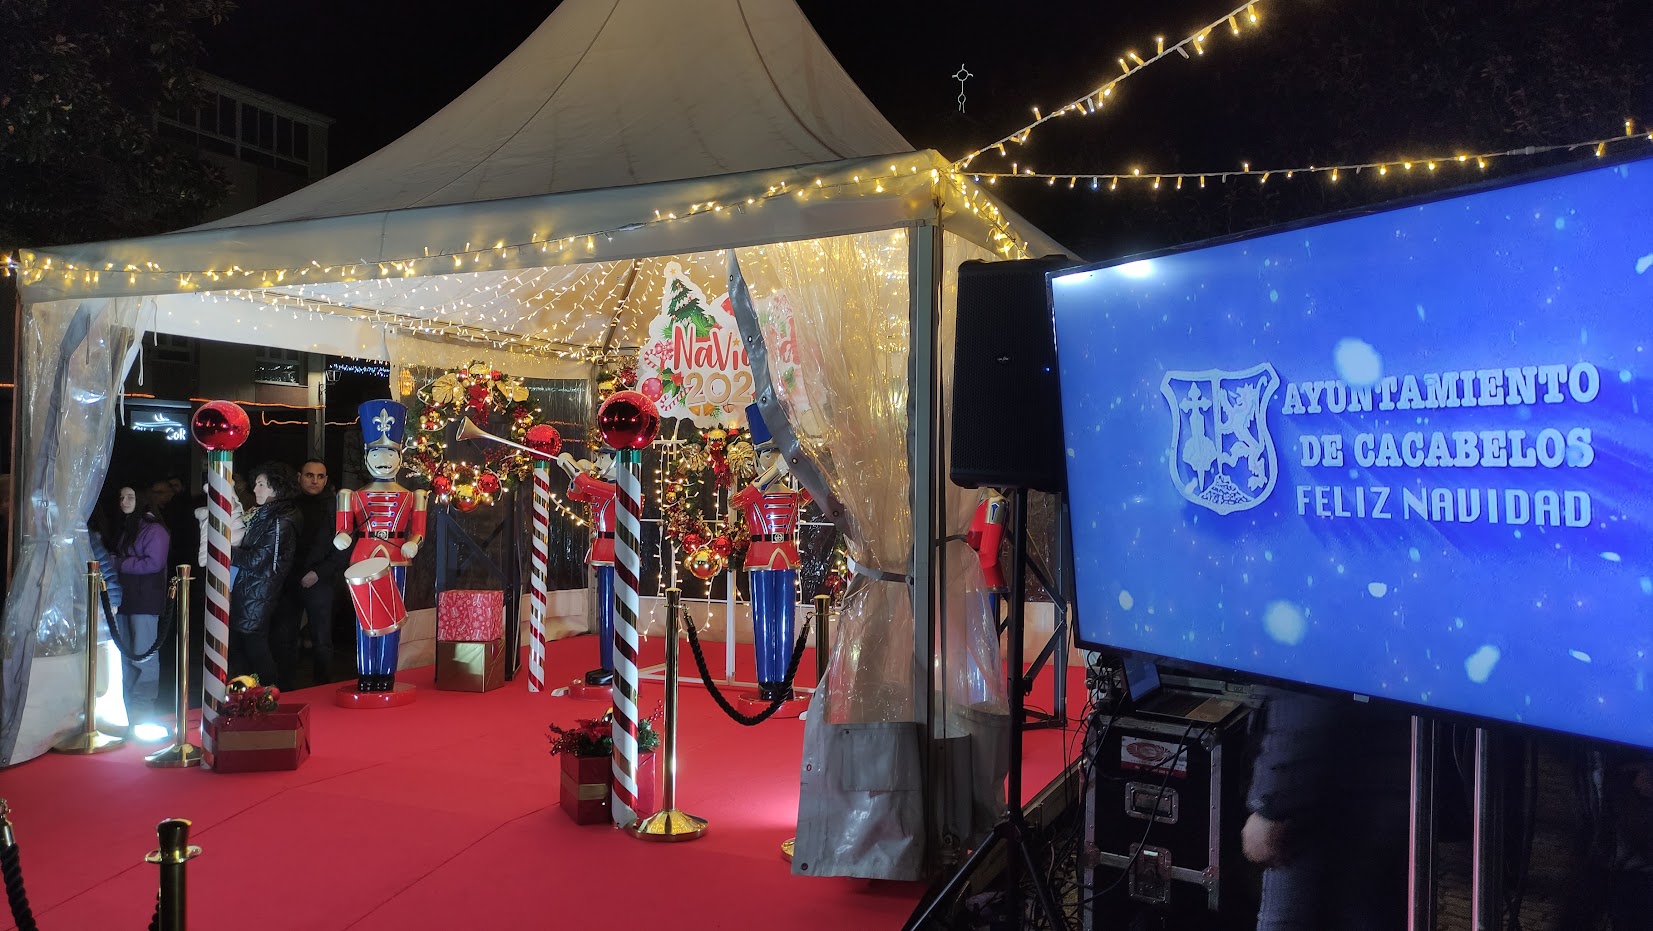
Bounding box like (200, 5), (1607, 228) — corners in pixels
(903, 827), (1006, 931)
(1010, 826), (1067, 929)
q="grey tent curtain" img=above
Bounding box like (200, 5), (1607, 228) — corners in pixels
(2, 297), (147, 765)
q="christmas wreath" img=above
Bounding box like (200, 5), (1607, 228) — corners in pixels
(660, 425), (762, 578)
(403, 361), (556, 511)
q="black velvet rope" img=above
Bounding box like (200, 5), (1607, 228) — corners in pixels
(681, 614), (812, 726)
(147, 894), (160, 931)
(101, 580), (175, 664)
(2, 834), (39, 931)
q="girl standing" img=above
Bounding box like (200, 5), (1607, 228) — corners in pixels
(112, 486), (171, 726)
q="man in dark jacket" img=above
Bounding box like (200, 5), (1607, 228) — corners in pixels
(1243, 686), (1412, 931)
(271, 458), (351, 689)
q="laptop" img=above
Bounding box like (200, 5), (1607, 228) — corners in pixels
(1117, 652), (1244, 725)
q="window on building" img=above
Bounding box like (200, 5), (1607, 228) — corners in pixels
(149, 334), (197, 365)
(254, 347), (307, 387)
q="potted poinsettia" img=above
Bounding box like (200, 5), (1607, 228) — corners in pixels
(548, 709), (660, 824)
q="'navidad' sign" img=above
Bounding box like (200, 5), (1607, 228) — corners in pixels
(637, 262), (797, 427)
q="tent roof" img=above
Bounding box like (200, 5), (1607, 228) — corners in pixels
(196, 0), (912, 229)
(16, 0), (1063, 375)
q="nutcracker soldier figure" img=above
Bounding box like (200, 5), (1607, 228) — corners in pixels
(730, 404), (812, 702)
(557, 447), (619, 687)
(966, 487), (1010, 624)
(333, 400), (428, 704)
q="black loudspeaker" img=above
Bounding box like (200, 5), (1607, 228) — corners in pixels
(950, 256), (1071, 493)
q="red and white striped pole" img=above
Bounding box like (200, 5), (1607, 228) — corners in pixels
(597, 391), (659, 827)
(528, 461), (550, 692)
(190, 401), (250, 769)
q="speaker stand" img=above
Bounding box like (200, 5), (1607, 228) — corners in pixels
(906, 486), (1065, 930)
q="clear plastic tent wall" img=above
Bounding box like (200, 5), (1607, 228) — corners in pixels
(1, 297), (147, 764)
(736, 229), (1011, 879)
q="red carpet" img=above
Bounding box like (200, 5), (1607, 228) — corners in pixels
(0, 636), (1085, 930)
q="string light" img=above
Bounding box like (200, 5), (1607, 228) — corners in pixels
(964, 126), (1651, 193)
(954, 2), (1265, 169)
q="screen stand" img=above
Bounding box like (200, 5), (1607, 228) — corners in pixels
(1470, 727), (1505, 931)
(904, 486), (1065, 931)
(1407, 716), (1437, 931)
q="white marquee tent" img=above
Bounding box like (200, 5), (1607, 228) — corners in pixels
(3, 0), (1063, 881)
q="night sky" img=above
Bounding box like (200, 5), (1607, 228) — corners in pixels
(196, 0), (1650, 259)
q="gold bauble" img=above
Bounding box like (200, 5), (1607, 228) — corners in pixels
(228, 675), (259, 694)
(676, 444), (707, 473)
(684, 547), (725, 581)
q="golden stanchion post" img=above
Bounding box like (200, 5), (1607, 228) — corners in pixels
(146, 818), (200, 931)
(53, 561), (125, 754)
(781, 594), (833, 862)
(630, 588), (708, 842)
(148, 566), (202, 768)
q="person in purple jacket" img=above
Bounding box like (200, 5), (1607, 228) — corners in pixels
(112, 486), (171, 727)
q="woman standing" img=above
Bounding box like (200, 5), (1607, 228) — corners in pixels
(112, 486), (170, 726)
(229, 463), (301, 687)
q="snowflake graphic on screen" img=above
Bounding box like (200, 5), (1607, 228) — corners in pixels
(1160, 364), (1280, 514)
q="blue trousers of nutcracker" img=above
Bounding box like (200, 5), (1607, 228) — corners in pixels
(357, 566), (404, 692)
(750, 568), (797, 701)
(586, 565), (615, 684)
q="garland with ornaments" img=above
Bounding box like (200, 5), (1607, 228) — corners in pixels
(403, 361), (560, 511)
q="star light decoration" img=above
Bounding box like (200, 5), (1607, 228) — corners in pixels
(404, 361), (548, 510)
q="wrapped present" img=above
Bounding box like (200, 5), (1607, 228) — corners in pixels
(438, 589), (505, 641)
(212, 704), (311, 773)
(435, 637), (505, 692)
(559, 751), (658, 825)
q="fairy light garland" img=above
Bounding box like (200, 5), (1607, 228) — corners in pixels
(4, 161), (1024, 286)
(966, 125), (1653, 192)
(955, 1), (1265, 170)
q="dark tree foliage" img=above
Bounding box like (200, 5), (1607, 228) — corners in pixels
(0, 0), (235, 252)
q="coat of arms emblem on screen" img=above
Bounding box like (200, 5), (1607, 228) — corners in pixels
(1160, 364), (1280, 514)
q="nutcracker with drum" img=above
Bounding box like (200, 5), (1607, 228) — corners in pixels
(730, 404), (812, 706)
(556, 446), (619, 691)
(333, 399), (429, 708)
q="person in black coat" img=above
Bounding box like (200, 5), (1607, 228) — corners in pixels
(1243, 685), (1411, 931)
(230, 463), (302, 688)
(272, 458), (352, 689)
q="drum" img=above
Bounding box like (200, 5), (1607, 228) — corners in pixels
(345, 557), (407, 637)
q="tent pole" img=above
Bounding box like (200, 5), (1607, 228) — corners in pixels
(907, 221), (944, 875)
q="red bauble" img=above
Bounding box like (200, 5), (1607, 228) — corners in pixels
(711, 535), (734, 558)
(477, 471), (502, 495)
(597, 390), (660, 451)
(432, 475), (453, 497)
(524, 423), (562, 457)
(824, 572), (846, 596)
(191, 401), (251, 451)
(682, 531), (706, 550)
(490, 370), (503, 381)
(640, 376), (663, 401)
(618, 366), (637, 388)
(467, 383), (490, 405)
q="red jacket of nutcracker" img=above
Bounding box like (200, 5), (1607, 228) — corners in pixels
(567, 472), (617, 567)
(966, 496), (1007, 591)
(337, 484), (428, 567)
(731, 483), (812, 571)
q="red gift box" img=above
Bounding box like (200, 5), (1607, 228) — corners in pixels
(559, 752), (658, 825)
(438, 589), (505, 641)
(212, 703), (311, 773)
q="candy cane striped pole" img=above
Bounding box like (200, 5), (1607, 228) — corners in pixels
(201, 449), (234, 767)
(610, 447), (643, 826)
(527, 462), (550, 692)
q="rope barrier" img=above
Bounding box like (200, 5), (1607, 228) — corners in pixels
(681, 612), (812, 727)
(100, 577), (178, 664)
(1, 800), (39, 931)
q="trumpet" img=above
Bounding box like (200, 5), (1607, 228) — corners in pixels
(454, 417), (556, 461)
